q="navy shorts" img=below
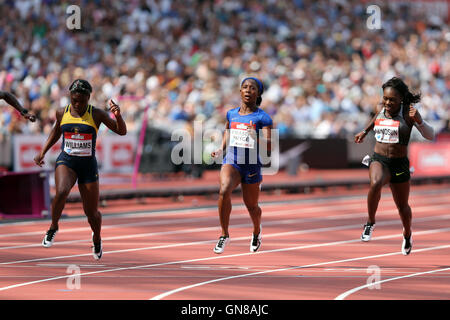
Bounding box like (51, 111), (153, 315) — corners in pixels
(370, 152), (410, 183)
(228, 163), (262, 184)
(55, 152), (99, 184)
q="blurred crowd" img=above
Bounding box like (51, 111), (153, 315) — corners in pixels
(0, 0), (449, 141)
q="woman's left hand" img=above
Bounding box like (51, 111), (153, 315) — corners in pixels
(109, 99), (121, 117)
(409, 106), (423, 124)
(247, 121), (257, 140)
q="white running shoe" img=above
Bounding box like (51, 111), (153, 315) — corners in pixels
(213, 236), (229, 254)
(250, 225), (262, 252)
(42, 228), (58, 248)
(361, 223), (375, 242)
(402, 234), (412, 256)
(250, 233), (261, 252)
(92, 234), (103, 260)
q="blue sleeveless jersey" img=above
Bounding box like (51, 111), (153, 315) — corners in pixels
(223, 107), (273, 166)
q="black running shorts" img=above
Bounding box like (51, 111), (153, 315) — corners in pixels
(55, 152), (99, 184)
(370, 152), (410, 183)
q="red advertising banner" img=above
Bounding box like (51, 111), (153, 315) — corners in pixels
(13, 135), (136, 173)
(409, 142), (450, 175)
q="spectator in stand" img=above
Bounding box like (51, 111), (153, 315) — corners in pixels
(0, 0), (447, 147)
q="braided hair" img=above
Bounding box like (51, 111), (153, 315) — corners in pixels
(69, 79), (92, 95)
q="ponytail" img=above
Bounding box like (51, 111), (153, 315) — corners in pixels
(405, 91), (421, 106)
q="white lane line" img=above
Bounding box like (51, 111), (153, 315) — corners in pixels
(2, 211), (450, 265)
(335, 267), (450, 300)
(2, 191), (448, 239)
(1, 203), (449, 251)
(1, 187), (447, 229)
(0, 201), (375, 247)
(1, 226), (450, 294)
(0, 221), (368, 264)
(0, 201), (365, 239)
(0, 195), (366, 228)
(149, 241), (450, 300)
(0, 199), (371, 239)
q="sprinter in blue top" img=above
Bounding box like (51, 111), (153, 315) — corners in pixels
(34, 79), (127, 260)
(211, 77), (273, 254)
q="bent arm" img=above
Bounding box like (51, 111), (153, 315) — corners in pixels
(104, 112), (127, 135)
(41, 113), (62, 155)
(0, 91), (27, 114)
(211, 121), (229, 158)
(260, 125), (273, 157)
(35, 109), (63, 166)
(414, 120), (435, 140)
(0, 91), (36, 122)
(96, 104), (127, 136)
(221, 121), (230, 152)
(355, 103), (382, 143)
(365, 103), (383, 132)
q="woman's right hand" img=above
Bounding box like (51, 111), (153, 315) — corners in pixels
(211, 149), (222, 158)
(354, 131), (366, 143)
(23, 113), (36, 122)
(34, 152), (45, 167)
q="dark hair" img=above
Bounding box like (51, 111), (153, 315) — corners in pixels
(382, 77), (421, 106)
(69, 79), (92, 95)
(241, 77), (264, 106)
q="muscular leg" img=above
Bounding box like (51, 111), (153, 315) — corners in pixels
(242, 182), (262, 236)
(78, 180), (101, 243)
(50, 165), (77, 230)
(218, 164), (241, 237)
(390, 181), (412, 238)
(367, 161), (391, 224)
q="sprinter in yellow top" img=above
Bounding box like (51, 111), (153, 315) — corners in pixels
(34, 79), (127, 260)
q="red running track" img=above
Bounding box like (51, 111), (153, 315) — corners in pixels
(0, 183), (449, 300)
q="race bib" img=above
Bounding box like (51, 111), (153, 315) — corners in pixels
(64, 132), (93, 156)
(374, 119), (400, 144)
(229, 122), (255, 149)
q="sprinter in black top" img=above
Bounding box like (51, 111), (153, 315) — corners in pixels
(355, 77), (435, 255)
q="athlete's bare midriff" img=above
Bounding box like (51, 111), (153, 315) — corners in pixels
(374, 142), (408, 158)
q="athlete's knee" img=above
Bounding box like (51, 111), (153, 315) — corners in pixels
(369, 177), (384, 191)
(245, 203), (260, 214)
(397, 204), (411, 216)
(85, 210), (101, 223)
(219, 184), (234, 198)
(54, 188), (71, 202)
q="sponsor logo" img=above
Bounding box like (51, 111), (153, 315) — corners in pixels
(236, 123), (249, 130)
(70, 134), (85, 140)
